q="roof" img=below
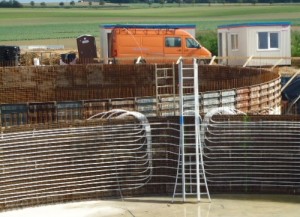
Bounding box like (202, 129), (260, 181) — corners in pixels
(218, 22), (291, 29)
(101, 24), (196, 29)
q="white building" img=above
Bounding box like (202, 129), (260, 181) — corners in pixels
(217, 22), (291, 66)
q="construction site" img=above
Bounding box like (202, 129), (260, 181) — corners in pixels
(0, 57), (299, 210)
(1, 22), (300, 216)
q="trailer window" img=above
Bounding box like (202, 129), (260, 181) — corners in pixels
(165, 37), (181, 47)
(230, 34), (238, 50)
(258, 32), (279, 50)
(185, 38), (200, 48)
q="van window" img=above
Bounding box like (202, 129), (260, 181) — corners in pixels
(165, 37), (181, 47)
(185, 38), (200, 48)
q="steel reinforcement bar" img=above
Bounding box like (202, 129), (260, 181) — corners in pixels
(0, 64), (278, 103)
(204, 115), (300, 193)
(0, 117), (180, 210)
(0, 114), (300, 210)
(0, 77), (281, 126)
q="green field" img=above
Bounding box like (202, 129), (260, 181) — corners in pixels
(1, 4), (300, 45)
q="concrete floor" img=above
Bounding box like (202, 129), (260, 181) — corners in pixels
(1, 194), (300, 217)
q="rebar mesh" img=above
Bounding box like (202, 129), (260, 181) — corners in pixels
(204, 115), (300, 192)
(0, 117), (180, 210)
(1, 114), (300, 210)
(0, 65), (278, 103)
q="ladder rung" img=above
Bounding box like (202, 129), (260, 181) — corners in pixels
(182, 124), (195, 126)
(186, 183), (207, 186)
(157, 94), (175, 97)
(157, 76), (174, 79)
(156, 68), (173, 71)
(175, 183), (207, 186)
(184, 163), (202, 166)
(183, 97), (196, 100)
(157, 102), (175, 105)
(184, 193), (210, 195)
(182, 77), (194, 79)
(184, 193), (199, 196)
(157, 85), (174, 88)
(174, 193), (209, 197)
(182, 67), (194, 70)
(183, 172), (197, 175)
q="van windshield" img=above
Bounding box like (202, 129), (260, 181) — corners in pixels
(186, 38), (200, 48)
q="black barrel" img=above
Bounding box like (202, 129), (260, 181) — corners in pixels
(0, 45), (20, 67)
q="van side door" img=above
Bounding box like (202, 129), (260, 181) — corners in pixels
(164, 37), (182, 58)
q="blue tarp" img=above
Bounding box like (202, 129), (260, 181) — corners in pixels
(282, 77), (300, 101)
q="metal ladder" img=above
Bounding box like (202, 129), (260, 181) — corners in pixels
(155, 64), (176, 116)
(172, 58), (211, 202)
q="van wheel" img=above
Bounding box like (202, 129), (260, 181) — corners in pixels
(197, 59), (207, 65)
(109, 58), (117, 64)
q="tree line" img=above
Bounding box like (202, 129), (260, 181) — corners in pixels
(0, 0), (22, 8)
(2, 0), (300, 8)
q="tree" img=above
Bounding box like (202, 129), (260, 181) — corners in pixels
(12, 0), (23, 7)
(99, 0), (105, 5)
(59, 1), (64, 6)
(175, 0), (182, 7)
(1, 0), (24, 8)
(70, 0), (75, 6)
(197, 31), (218, 56)
(40, 1), (46, 6)
(30, 1), (34, 7)
(88, 1), (92, 6)
(159, 0), (165, 6)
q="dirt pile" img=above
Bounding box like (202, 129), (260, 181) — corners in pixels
(20, 50), (78, 66)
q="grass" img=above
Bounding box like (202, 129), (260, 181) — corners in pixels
(1, 4), (300, 44)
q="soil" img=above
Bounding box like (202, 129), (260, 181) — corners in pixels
(0, 195), (300, 217)
(278, 66), (300, 76)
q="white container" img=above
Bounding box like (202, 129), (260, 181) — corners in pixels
(33, 58), (40, 66)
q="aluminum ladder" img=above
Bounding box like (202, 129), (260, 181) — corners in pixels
(155, 64), (176, 116)
(172, 58), (211, 202)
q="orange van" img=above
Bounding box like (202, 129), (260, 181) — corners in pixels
(108, 27), (211, 64)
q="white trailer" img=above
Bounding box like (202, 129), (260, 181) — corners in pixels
(217, 22), (291, 66)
